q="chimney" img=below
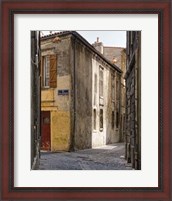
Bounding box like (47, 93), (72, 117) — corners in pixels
(92, 37), (103, 54)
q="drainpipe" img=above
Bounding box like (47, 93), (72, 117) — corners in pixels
(37, 31), (41, 163)
(70, 37), (76, 151)
(119, 73), (122, 142)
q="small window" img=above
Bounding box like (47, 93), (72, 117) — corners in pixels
(116, 111), (119, 128)
(112, 111), (115, 129)
(116, 80), (119, 97)
(93, 109), (96, 130)
(42, 55), (57, 88)
(43, 56), (50, 87)
(94, 74), (97, 93)
(111, 75), (115, 101)
(99, 67), (103, 97)
(100, 109), (103, 130)
(94, 74), (97, 105)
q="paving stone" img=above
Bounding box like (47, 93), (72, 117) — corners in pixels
(37, 143), (133, 170)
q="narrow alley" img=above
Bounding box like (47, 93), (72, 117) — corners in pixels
(37, 143), (132, 170)
(31, 31), (141, 170)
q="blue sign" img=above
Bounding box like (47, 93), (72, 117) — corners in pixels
(58, 89), (69, 95)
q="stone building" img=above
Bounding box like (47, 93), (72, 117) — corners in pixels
(125, 31), (141, 170)
(31, 31), (41, 169)
(40, 31), (122, 152)
(93, 38), (126, 142)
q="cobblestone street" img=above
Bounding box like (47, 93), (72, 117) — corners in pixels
(37, 143), (133, 170)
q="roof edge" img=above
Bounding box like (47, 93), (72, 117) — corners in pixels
(41, 31), (122, 73)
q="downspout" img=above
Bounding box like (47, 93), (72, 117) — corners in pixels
(37, 31), (41, 164)
(119, 73), (122, 142)
(73, 37), (76, 151)
(70, 37), (76, 151)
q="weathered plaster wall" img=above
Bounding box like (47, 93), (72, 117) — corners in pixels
(41, 35), (72, 151)
(92, 58), (121, 147)
(73, 40), (92, 150)
(51, 111), (70, 151)
(92, 58), (105, 147)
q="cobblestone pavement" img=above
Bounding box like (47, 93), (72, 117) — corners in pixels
(38, 143), (133, 170)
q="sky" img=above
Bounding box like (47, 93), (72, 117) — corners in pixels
(41, 31), (126, 48)
(78, 31), (126, 47)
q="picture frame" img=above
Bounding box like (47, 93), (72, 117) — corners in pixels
(1, 0), (171, 200)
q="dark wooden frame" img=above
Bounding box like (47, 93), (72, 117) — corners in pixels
(1, 0), (171, 200)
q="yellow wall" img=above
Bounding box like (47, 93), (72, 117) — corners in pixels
(51, 111), (70, 151)
(41, 76), (71, 152)
(42, 89), (54, 101)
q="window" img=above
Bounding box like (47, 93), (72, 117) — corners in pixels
(116, 111), (119, 128)
(112, 111), (115, 129)
(43, 56), (50, 87)
(93, 109), (96, 130)
(94, 73), (97, 93)
(116, 76), (120, 101)
(100, 109), (103, 130)
(99, 67), (103, 97)
(94, 74), (97, 105)
(42, 54), (57, 88)
(111, 75), (115, 101)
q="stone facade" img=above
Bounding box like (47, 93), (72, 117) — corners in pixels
(40, 31), (122, 152)
(125, 31), (141, 170)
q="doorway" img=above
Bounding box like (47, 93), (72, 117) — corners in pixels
(41, 111), (51, 151)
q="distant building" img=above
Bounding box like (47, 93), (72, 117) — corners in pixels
(40, 31), (122, 152)
(31, 31), (41, 169)
(93, 38), (126, 142)
(125, 31), (141, 170)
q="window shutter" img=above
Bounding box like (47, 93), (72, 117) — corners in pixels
(49, 55), (57, 88)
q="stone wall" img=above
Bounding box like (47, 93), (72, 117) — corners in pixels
(125, 31), (141, 169)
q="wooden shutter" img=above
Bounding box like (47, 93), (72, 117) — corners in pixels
(49, 55), (57, 88)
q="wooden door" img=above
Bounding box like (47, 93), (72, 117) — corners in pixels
(41, 111), (51, 151)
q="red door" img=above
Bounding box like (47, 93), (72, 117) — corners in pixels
(41, 111), (51, 151)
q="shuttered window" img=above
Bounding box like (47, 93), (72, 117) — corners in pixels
(42, 55), (57, 88)
(49, 54), (57, 88)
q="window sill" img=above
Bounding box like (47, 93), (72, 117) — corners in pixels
(42, 86), (50, 90)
